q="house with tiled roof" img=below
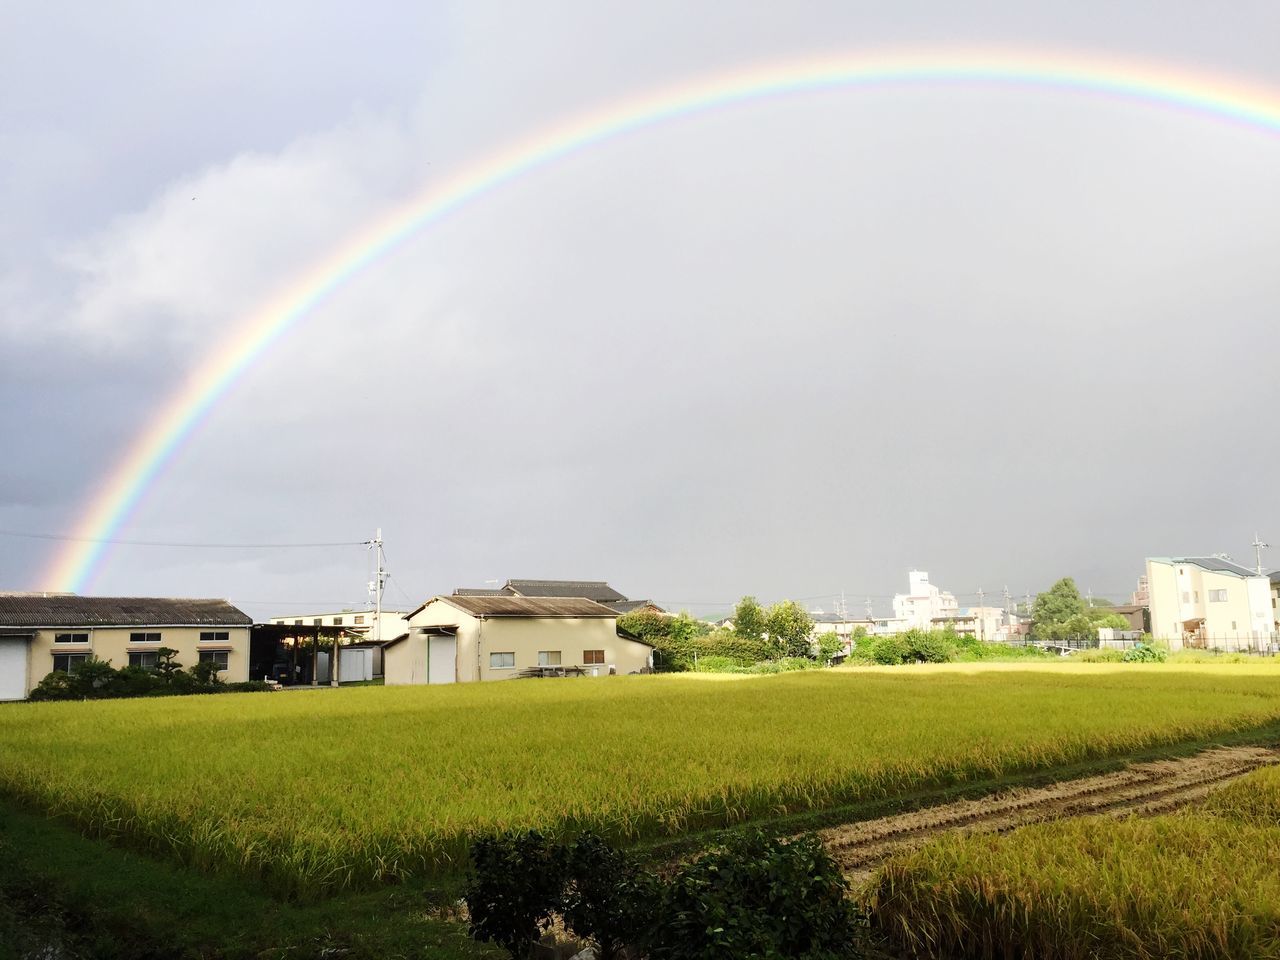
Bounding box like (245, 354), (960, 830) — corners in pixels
(0, 594), (252, 700)
(385, 594), (653, 684)
(450, 579), (665, 616)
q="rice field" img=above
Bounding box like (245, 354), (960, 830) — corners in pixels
(3, 662), (1280, 898)
(869, 760), (1280, 959)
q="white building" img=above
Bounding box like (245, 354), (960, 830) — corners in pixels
(1146, 557), (1274, 650)
(892, 571), (959, 630)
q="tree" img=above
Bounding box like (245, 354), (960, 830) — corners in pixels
(733, 597), (767, 643)
(1031, 578), (1086, 638)
(765, 600), (814, 658)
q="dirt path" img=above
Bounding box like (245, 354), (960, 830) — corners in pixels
(822, 745), (1280, 883)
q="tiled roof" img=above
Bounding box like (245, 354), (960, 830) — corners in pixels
(504, 579), (627, 603)
(608, 599), (664, 614)
(452, 587), (515, 596)
(0, 595), (252, 627)
(440, 596), (621, 618)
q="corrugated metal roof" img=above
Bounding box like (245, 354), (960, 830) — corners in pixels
(452, 587), (514, 597)
(504, 579), (627, 603)
(442, 595), (621, 618)
(1179, 557), (1260, 578)
(0, 596), (252, 627)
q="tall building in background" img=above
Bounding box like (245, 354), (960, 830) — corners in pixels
(892, 571), (958, 630)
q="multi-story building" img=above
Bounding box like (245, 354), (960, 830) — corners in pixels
(1146, 557), (1274, 650)
(892, 571), (958, 630)
(0, 594), (252, 700)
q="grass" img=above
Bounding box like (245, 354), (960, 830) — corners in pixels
(5, 663), (1280, 898)
(869, 761), (1280, 959)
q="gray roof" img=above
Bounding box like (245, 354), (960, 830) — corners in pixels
(1171, 557), (1261, 578)
(504, 579), (627, 603)
(437, 595), (622, 619)
(0, 595), (252, 627)
(608, 599), (664, 614)
(452, 587), (514, 597)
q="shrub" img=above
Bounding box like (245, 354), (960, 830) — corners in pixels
(464, 830), (568, 958)
(902, 629), (956, 664)
(1122, 643), (1168, 663)
(562, 833), (658, 960)
(692, 655), (744, 673)
(647, 831), (861, 959)
(698, 628), (773, 665)
(868, 635), (908, 665)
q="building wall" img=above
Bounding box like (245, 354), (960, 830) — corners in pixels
(25, 625), (250, 693)
(1147, 559), (1272, 648)
(270, 610), (408, 643)
(388, 599), (652, 684)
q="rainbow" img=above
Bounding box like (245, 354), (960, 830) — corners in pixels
(43, 48), (1280, 592)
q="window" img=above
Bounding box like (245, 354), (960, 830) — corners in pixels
(51, 653), (88, 673)
(130, 632), (161, 643)
(354, 615), (365, 625)
(1209, 589), (1228, 603)
(313, 619), (322, 626)
(489, 652), (515, 669)
(538, 651), (562, 666)
(332, 617), (343, 626)
(1194, 592), (1200, 602)
(1232, 621), (1238, 631)
(1181, 592), (1190, 603)
(128, 651), (160, 670)
(583, 650), (605, 665)
(54, 633), (89, 644)
(294, 619), (303, 625)
(199, 631), (229, 643)
(198, 650), (229, 671)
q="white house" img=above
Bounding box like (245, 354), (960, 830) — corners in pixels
(1146, 556), (1274, 650)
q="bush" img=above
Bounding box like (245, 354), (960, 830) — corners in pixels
(868, 635), (908, 665)
(692, 655), (744, 673)
(698, 628), (773, 665)
(901, 629), (956, 664)
(1122, 643), (1168, 663)
(464, 830), (568, 958)
(1071, 648), (1125, 663)
(562, 834), (658, 960)
(647, 831), (861, 959)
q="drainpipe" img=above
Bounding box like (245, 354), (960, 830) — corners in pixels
(476, 616), (484, 682)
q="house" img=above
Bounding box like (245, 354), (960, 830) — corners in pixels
(384, 595), (653, 684)
(809, 611), (876, 646)
(1146, 557), (1274, 650)
(892, 571), (959, 630)
(451, 579), (665, 616)
(0, 594), (252, 700)
(267, 608), (408, 644)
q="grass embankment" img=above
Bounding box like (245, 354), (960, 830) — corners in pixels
(4, 664), (1280, 898)
(870, 763), (1280, 959)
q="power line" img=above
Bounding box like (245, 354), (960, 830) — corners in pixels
(0, 529), (369, 549)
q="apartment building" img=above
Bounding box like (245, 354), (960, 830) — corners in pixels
(1146, 557), (1273, 650)
(892, 571), (959, 630)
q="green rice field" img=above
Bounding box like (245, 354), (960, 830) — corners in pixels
(871, 762), (1280, 959)
(4, 663), (1280, 897)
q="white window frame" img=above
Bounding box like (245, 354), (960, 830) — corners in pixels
(130, 632), (162, 643)
(199, 631), (230, 643)
(538, 650), (562, 666)
(489, 652), (516, 670)
(128, 651), (160, 670)
(54, 632), (89, 644)
(1208, 589), (1228, 603)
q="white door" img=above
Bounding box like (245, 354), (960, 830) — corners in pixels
(0, 638), (29, 701)
(428, 637), (456, 684)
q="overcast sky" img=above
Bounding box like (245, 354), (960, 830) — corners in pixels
(3, 2), (1279, 620)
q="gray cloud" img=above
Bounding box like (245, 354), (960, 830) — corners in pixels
(3, 1), (1280, 617)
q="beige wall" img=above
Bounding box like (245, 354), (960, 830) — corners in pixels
(387, 598), (652, 685)
(1147, 560), (1272, 649)
(26, 625), (250, 693)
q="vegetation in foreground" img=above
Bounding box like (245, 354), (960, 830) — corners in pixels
(5, 665), (1280, 897)
(870, 763), (1280, 959)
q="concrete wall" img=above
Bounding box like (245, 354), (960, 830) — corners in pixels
(1147, 559), (1272, 648)
(387, 598), (652, 685)
(25, 625), (250, 694)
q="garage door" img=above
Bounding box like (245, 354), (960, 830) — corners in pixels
(0, 638), (29, 701)
(428, 636), (456, 684)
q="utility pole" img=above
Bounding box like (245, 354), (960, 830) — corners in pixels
(1002, 585), (1012, 616)
(352, 528), (387, 689)
(1253, 533), (1269, 575)
(976, 587), (985, 640)
(865, 597), (874, 621)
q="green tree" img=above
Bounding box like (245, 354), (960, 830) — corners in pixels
(765, 600), (814, 658)
(1031, 578), (1087, 638)
(815, 632), (844, 666)
(733, 596), (767, 643)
